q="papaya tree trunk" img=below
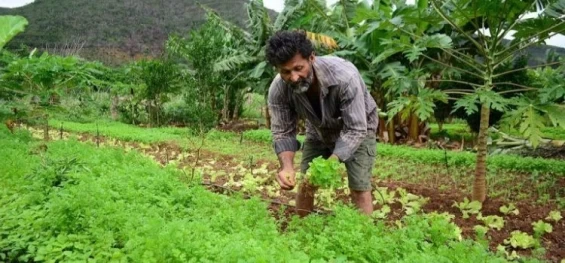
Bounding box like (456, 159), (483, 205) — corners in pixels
(408, 112), (420, 142)
(387, 117), (395, 144)
(473, 103), (490, 202)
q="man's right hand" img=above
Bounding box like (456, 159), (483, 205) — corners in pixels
(277, 168), (296, 190)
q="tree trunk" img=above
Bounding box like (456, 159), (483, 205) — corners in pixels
(387, 117), (395, 144)
(155, 99), (160, 127)
(222, 85), (230, 122)
(111, 95), (119, 120)
(264, 92), (271, 129)
(43, 116), (49, 141)
(473, 103), (490, 202)
(408, 112), (420, 142)
(265, 105), (271, 129)
(232, 90), (242, 121)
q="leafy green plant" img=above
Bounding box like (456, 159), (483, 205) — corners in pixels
(473, 225), (488, 239)
(504, 231), (538, 249)
(545, 210), (562, 222)
(372, 205), (391, 219)
(497, 245), (521, 261)
(397, 188), (428, 215)
(306, 156), (344, 188)
(427, 0), (565, 203)
(477, 214), (505, 230)
(532, 220), (553, 238)
(499, 203), (519, 216)
(452, 198), (482, 219)
(372, 187), (396, 205)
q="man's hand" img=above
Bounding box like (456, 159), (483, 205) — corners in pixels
(328, 154), (340, 162)
(277, 168), (296, 190)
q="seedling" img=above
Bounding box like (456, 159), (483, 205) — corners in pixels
(499, 203), (519, 216)
(372, 205), (391, 219)
(453, 198), (482, 219)
(504, 231), (537, 249)
(545, 210), (562, 222)
(477, 214), (505, 230)
(372, 187), (396, 205)
(532, 220), (553, 238)
(397, 188), (428, 215)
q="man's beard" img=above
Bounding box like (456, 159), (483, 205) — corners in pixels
(288, 64), (314, 94)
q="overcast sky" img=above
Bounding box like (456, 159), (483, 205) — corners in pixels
(1, 0), (316, 10)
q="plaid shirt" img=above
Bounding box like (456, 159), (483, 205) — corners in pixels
(268, 56), (379, 162)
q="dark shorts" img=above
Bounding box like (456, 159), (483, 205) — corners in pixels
(300, 136), (377, 191)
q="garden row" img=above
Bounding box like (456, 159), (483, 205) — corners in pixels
(0, 125), (532, 262)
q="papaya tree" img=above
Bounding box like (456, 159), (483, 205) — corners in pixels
(427, 0), (565, 202)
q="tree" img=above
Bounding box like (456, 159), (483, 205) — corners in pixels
(427, 0), (565, 202)
(138, 57), (181, 126)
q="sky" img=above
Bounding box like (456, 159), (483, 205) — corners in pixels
(0, 0), (34, 8)
(0, 0), (335, 10)
(1, 0), (314, 10)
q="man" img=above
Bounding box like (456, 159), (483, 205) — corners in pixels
(266, 30), (379, 216)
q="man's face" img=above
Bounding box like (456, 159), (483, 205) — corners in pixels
(278, 53), (315, 94)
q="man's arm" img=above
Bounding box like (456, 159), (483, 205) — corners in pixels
(268, 79), (300, 189)
(332, 73), (368, 162)
(268, 79), (300, 155)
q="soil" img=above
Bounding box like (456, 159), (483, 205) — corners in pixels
(30, 127), (565, 262)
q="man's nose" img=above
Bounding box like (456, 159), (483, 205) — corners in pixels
(290, 72), (300, 83)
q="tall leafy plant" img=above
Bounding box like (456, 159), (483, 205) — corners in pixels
(0, 15), (28, 50)
(138, 58), (181, 126)
(427, 0), (565, 202)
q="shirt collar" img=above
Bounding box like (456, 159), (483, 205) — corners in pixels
(312, 57), (338, 97)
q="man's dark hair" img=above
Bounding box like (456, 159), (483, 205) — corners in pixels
(266, 30), (314, 67)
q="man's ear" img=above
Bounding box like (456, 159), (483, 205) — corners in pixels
(309, 52), (315, 63)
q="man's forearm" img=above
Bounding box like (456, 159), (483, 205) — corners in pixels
(277, 151), (295, 170)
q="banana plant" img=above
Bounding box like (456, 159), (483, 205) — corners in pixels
(298, 0), (453, 142)
(0, 15), (28, 50)
(427, 0), (565, 202)
(204, 0), (338, 126)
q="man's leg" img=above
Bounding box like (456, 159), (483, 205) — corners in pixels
(351, 190), (373, 215)
(297, 141), (331, 217)
(344, 136), (377, 215)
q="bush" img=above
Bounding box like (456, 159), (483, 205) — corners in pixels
(162, 93), (217, 131)
(117, 97), (149, 125)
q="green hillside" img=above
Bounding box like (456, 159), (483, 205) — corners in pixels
(0, 0), (275, 63)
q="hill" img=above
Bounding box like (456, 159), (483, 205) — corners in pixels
(0, 0), (277, 64)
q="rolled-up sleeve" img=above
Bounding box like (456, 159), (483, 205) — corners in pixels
(268, 79), (300, 154)
(332, 74), (368, 161)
